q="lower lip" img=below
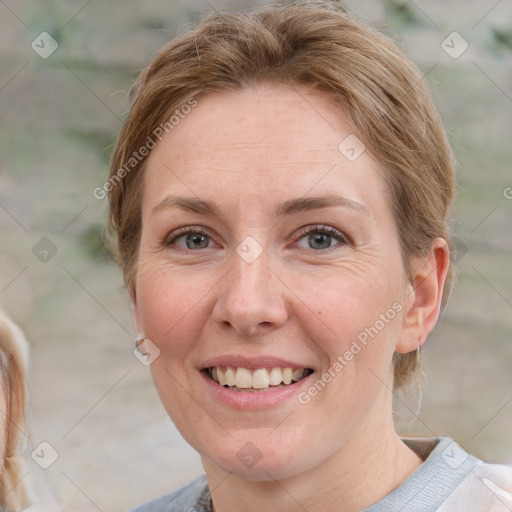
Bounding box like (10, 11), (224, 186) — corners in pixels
(199, 370), (313, 410)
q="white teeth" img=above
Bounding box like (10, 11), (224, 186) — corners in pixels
(292, 369), (305, 382)
(269, 367), (282, 385)
(217, 368), (227, 386)
(209, 366), (310, 390)
(225, 366), (236, 387)
(252, 368), (270, 389)
(235, 367), (252, 388)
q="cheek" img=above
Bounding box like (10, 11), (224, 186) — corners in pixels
(295, 263), (405, 395)
(135, 258), (213, 357)
(302, 265), (402, 340)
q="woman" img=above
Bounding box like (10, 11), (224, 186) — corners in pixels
(106, 3), (512, 511)
(0, 311), (29, 511)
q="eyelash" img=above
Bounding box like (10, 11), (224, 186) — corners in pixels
(164, 224), (350, 251)
(295, 225), (350, 249)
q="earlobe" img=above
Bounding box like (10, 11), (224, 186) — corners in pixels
(396, 238), (450, 354)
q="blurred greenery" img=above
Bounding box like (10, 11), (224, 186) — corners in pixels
(384, 0), (426, 28)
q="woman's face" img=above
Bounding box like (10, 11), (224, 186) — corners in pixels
(134, 84), (415, 480)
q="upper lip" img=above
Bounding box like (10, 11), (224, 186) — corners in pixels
(200, 355), (313, 371)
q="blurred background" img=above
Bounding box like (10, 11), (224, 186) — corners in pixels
(1, 0), (511, 510)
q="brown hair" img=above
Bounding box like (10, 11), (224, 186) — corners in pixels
(0, 314), (29, 511)
(106, 2), (456, 389)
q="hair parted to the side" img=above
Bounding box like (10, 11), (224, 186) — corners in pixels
(106, 1), (456, 390)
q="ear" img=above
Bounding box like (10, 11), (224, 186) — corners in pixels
(396, 238), (450, 353)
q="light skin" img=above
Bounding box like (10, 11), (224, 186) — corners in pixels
(133, 84), (449, 512)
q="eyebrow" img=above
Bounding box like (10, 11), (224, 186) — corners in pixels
(151, 194), (371, 218)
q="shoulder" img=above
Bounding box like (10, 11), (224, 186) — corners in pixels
(438, 460), (512, 511)
(368, 437), (512, 512)
(128, 474), (210, 512)
(411, 438), (512, 511)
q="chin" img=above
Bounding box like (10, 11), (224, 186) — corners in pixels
(198, 430), (317, 482)
(206, 451), (304, 481)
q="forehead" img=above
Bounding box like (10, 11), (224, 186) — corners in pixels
(142, 84), (389, 215)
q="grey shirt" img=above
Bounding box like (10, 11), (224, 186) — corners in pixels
(129, 437), (512, 511)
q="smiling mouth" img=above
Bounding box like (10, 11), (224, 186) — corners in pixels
(204, 366), (314, 392)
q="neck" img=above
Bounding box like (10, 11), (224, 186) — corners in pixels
(203, 422), (423, 512)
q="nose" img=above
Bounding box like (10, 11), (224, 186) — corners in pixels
(212, 248), (289, 337)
